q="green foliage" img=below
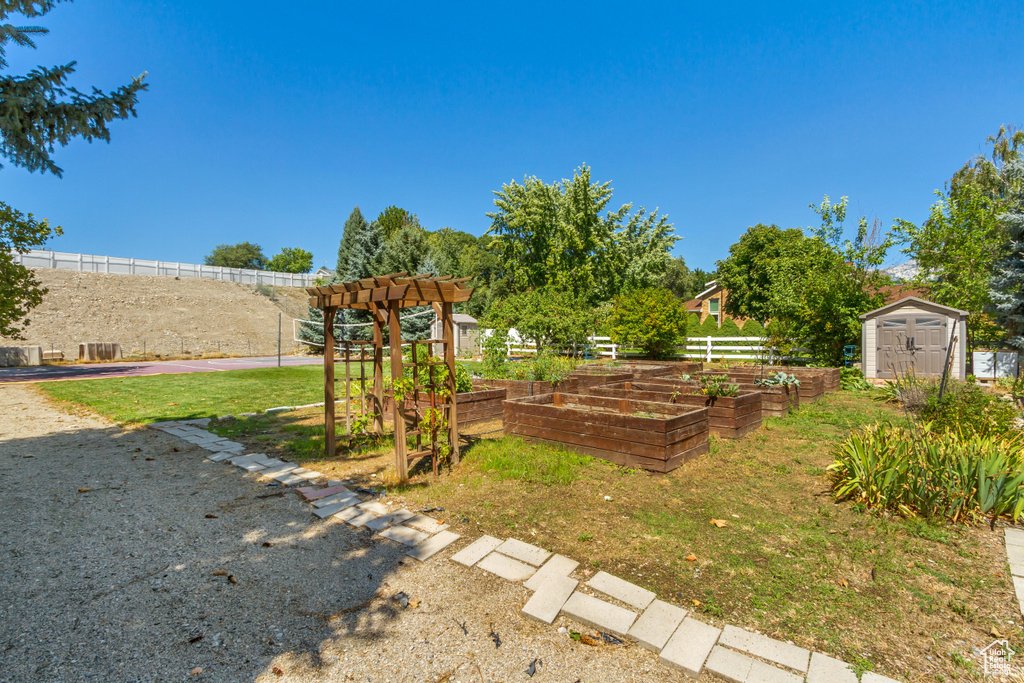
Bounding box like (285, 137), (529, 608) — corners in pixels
(698, 374), (739, 397)
(717, 317), (742, 337)
(840, 367), (872, 391)
(341, 220), (384, 341)
(297, 275), (343, 350)
(755, 372), (800, 387)
(267, 247), (313, 274)
(337, 206), (368, 275)
(470, 436), (592, 485)
(991, 158), (1024, 349)
(499, 353), (580, 384)
(0, 1), (147, 177)
(204, 241), (267, 270)
(696, 315), (720, 338)
(828, 423), (1024, 527)
(0, 201), (61, 337)
(482, 287), (598, 352)
(608, 287), (687, 359)
(376, 205), (416, 240)
(919, 381), (1019, 437)
(687, 313), (701, 332)
(486, 164), (677, 304)
(481, 329), (509, 377)
(739, 318), (765, 337)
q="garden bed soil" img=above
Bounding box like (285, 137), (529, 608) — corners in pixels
(585, 381), (763, 439)
(502, 392), (709, 473)
(643, 376), (798, 418)
(761, 365), (841, 393)
(699, 370), (824, 404)
(471, 376), (579, 400)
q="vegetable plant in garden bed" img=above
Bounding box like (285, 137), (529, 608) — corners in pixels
(647, 374), (799, 418)
(502, 392), (709, 472)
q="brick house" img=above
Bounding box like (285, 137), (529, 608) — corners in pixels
(683, 281), (747, 328)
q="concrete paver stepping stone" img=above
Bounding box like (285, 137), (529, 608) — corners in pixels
(477, 552), (537, 582)
(1013, 576), (1024, 615)
(450, 535), (503, 567)
(659, 617), (722, 677)
(261, 464), (297, 478)
(522, 575), (578, 624)
(365, 509), (416, 532)
(274, 473), (307, 486)
(347, 511), (379, 527)
(207, 452), (234, 462)
(290, 468), (323, 481)
(333, 506), (363, 523)
(627, 599), (687, 652)
(1007, 544), (1024, 577)
(748, 660), (803, 683)
(378, 525), (430, 547)
(588, 571), (656, 610)
(524, 554), (579, 592)
(207, 441), (245, 453)
(861, 673), (902, 683)
(404, 514), (449, 535)
(301, 484), (350, 501)
(561, 591), (637, 638)
(495, 538), (551, 566)
(407, 530), (461, 562)
(357, 501), (389, 515)
(806, 652), (858, 683)
(705, 645), (754, 682)
(148, 421), (181, 428)
(313, 498), (361, 518)
(720, 625), (810, 673)
(235, 461), (267, 472)
(312, 492), (360, 508)
(258, 458), (285, 468)
(229, 454), (266, 466)
(1006, 528), (1024, 547)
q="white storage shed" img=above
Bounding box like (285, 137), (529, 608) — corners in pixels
(860, 297), (969, 379)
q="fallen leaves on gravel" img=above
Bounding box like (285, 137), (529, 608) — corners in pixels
(190, 666), (202, 675)
(205, 513), (218, 519)
(78, 487), (91, 493)
(272, 666), (284, 676)
(212, 570), (227, 576)
(227, 574), (237, 584)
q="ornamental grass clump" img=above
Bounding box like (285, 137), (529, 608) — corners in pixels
(828, 423), (1024, 528)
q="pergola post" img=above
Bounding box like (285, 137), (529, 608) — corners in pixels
(323, 306), (337, 458)
(442, 301), (460, 465)
(371, 304), (385, 434)
(387, 301), (409, 480)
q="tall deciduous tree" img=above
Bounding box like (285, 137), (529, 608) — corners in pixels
(0, 203), (61, 338)
(204, 242), (267, 270)
(267, 247), (313, 273)
(481, 287), (598, 353)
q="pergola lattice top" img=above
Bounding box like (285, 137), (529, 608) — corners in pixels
(306, 272), (473, 310)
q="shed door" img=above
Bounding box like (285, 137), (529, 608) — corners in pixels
(876, 315), (948, 378)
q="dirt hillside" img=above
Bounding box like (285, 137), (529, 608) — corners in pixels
(3, 269), (317, 360)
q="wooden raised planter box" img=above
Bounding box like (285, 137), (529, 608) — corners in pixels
(384, 387), (507, 426)
(471, 377), (579, 400)
(760, 366), (840, 393)
(644, 376), (798, 418)
(569, 368), (634, 390)
(699, 370), (822, 404)
(502, 392), (709, 473)
(586, 381), (763, 439)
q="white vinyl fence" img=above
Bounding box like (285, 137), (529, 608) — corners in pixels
(497, 331), (809, 363)
(11, 249), (318, 288)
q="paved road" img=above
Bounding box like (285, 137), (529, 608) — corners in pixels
(0, 355), (323, 383)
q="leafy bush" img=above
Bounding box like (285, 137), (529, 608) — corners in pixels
(608, 287), (688, 359)
(829, 423), (1024, 527)
(481, 287), (598, 352)
(502, 352), (580, 384)
(919, 381), (1019, 436)
(840, 367), (872, 391)
(717, 317), (742, 337)
(754, 371), (800, 387)
(739, 318), (765, 337)
(481, 329), (509, 377)
(699, 374), (739, 397)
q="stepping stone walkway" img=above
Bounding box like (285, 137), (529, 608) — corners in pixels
(149, 419), (903, 682)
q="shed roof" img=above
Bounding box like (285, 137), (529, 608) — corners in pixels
(859, 296), (969, 321)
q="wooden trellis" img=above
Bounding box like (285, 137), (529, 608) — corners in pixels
(305, 272), (474, 481)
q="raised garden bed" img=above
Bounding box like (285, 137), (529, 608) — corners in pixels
(760, 366), (840, 393)
(472, 377), (579, 400)
(569, 367), (635, 390)
(585, 381), (763, 439)
(502, 392), (709, 473)
(644, 376), (798, 418)
(385, 387), (507, 426)
(698, 370), (823, 404)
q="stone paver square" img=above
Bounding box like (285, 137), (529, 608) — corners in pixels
(588, 571), (656, 610)
(207, 441), (244, 453)
(524, 554), (579, 592)
(1007, 543), (1024, 576)
(749, 660), (803, 683)
(1006, 528), (1024, 547)
(333, 506), (363, 523)
(260, 464), (297, 478)
(627, 599), (687, 652)
(302, 484), (350, 501)
(357, 500), (389, 515)
(477, 552), (537, 582)
(207, 451), (234, 462)
(404, 514), (449, 535)
(364, 509), (416, 532)
(495, 538), (551, 566)
(450, 535), (502, 567)
(522, 575), (578, 624)
(257, 457), (285, 468)
(659, 617), (722, 678)
(861, 673), (902, 683)
(806, 652), (858, 683)
(407, 530), (461, 562)
(274, 473), (306, 486)
(720, 625), (810, 673)
(705, 645), (754, 682)
(378, 525), (429, 547)
(346, 511), (379, 527)
(235, 461), (267, 473)
(313, 498), (361, 518)
(560, 591), (636, 638)
(228, 453), (264, 466)
(312, 491), (359, 509)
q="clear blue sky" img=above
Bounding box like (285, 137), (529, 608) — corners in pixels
(5, 1), (1024, 272)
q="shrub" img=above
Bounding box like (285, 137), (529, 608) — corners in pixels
(697, 315), (721, 338)
(608, 287), (688, 359)
(481, 287), (598, 353)
(829, 423), (1024, 527)
(481, 329), (509, 377)
(740, 319), (765, 337)
(717, 317), (742, 337)
(919, 381), (1019, 437)
(840, 367), (872, 391)
(502, 352), (580, 384)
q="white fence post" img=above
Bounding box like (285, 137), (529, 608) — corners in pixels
(705, 336), (712, 363)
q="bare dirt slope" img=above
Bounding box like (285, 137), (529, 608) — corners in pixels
(3, 269), (315, 359)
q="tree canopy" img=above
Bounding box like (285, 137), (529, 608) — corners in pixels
(204, 242), (267, 270)
(267, 247), (313, 274)
(0, 202), (61, 338)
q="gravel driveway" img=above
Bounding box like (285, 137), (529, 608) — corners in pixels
(0, 384), (697, 683)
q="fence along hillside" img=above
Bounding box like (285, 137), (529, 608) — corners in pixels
(11, 249), (318, 288)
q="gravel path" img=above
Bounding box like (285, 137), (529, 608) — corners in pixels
(0, 384), (699, 683)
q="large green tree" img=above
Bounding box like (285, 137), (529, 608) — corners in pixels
(481, 287), (598, 353)
(486, 164), (677, 304)
(609, 287), (687, 359)
(204, 242), (267, 270)
(661, 256), (715, 300)
(0, 1), (146, 338)
(266, 247), (313, 273)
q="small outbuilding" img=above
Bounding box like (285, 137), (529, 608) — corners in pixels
(431, 313), (478, 356)
(860, 297), (969, 379)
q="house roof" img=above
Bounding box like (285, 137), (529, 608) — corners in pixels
(683, 298), (702, 312)
(452, 313), (477, 324)
(693, 280), (722, 301)
(859, 296), (970, 320)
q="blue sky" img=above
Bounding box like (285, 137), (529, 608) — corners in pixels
(5, 1), (1024, 272)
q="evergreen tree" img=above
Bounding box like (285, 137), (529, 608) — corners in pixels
(718, 317), (742, 337)
(698, 315), (721, 337)
(297, 276), (343, 350)
(342, 220), (384, 341)
(739, 318), (766, 337)
(991, 159), (1024, 350)
(0, 1), (147, 176)
(337, 206), (367, 276)
(378, 224), (431, 341)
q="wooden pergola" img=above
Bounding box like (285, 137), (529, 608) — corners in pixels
(306, 272), (474, 481)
